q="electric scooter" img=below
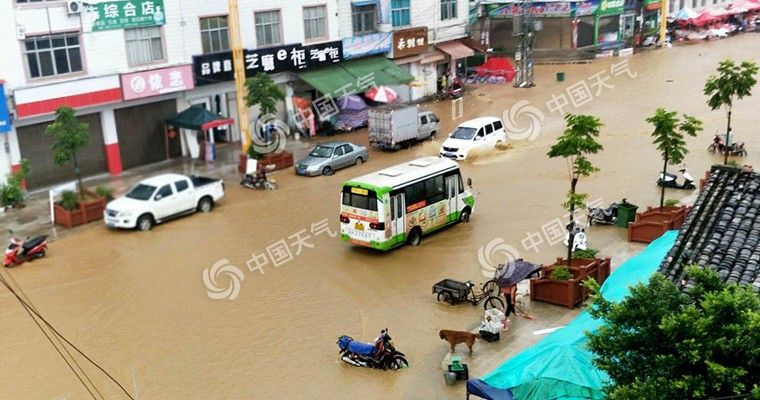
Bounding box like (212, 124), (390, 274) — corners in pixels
(657, 168), (695, 190)
(4, 235), (48, 267)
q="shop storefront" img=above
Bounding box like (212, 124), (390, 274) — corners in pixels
(595, 0), (625, 44)
(191, 40), (346, 133)
(389, 27), (435, 102)
(642, 0), (663, 44)
(486, 1), (600, 51)
(117, 65), (191, 169)
(10, 75), (122, 188)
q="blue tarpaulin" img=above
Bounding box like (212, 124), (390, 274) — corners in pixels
(468, 231), (678, 400)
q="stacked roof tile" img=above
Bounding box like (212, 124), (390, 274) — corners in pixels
(659, 165), (760, 290)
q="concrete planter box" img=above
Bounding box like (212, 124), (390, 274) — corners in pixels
(530, 257), (611, 309)
(628, 206), (690, 244)
(53, 191), (107, 228)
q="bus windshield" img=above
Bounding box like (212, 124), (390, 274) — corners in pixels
(450, 127), (476, 140)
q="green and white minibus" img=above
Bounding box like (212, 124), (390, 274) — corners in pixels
(340, 156), (475, 250)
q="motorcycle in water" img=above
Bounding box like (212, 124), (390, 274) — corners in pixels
(240, 164), (278, 191)
(564, 227), (588, 252)
(658, 168), (695, 190)
(4, 235), (48, 267)
(587, 199), (628, 226)
(337, 329), (409, 370)
(708, 134), (747, 156)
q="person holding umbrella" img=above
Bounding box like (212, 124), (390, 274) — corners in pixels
(495, 260), (538, 330)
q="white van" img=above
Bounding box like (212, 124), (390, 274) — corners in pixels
(439, 117), (506, 160)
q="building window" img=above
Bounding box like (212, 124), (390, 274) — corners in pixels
(352, 4), (377, 35)
(24, 32), (83, 79)
(441, 0), (457, 20)
(16, 0), (57, 3)
(125, 26), (164, 65)
(303, 6), (327, 41)
(255, 10), (282, 47)
(200, 16), (230, 53)
(391, 0), (411, 27)
(691, 0), (697, 8)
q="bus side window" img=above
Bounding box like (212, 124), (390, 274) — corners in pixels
(458, 174), (464, 193)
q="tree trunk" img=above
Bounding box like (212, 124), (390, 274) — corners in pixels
(724, 108), (732, 165)
(73, 153), (85, 200)
(660, 150), (668, 208)
(567, 177), (579, 265)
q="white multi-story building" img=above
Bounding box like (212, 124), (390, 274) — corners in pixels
(0, 0), (476, 189)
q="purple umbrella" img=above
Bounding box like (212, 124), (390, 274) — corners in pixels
(337, 94), (367, 111)
(495, 259), (541, 286)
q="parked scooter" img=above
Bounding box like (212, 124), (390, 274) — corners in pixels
(337, 329), (408, 370)
(658, 168), (695, 190)
(4, 235), (48, 267)
(708, 134), (747, 156)
(587, 199), (628, 226)
(240, 164), (278, 191)
(563, 223), (588, 251)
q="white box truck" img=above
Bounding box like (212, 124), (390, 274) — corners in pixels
(368, 105), (440, 150)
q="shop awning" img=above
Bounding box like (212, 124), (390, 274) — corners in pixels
(298, 57), (414, 97)
(166, 105), (234, 131)
(351, 0), (378, 5)
(421, 50), (446, 64)
(436, 41), (475, 60)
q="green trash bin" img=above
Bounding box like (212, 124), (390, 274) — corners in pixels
(556, 72), (565, 82)
(616, 200), (639, 228)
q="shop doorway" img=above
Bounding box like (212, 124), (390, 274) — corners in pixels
(115, 100), (182, 170)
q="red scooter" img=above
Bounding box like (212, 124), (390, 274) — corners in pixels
(4, 235), (48, 267)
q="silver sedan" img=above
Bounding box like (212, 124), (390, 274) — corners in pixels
(295, 141), (369, 176)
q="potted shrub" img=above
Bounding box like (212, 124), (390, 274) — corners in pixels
(0, 160), (30, 211)
(46, 106), (108, 227)
(530, 254), (611, 309)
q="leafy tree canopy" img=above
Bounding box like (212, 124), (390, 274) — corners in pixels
(586, 266), (760, 400)
(704, 59), (758, 112)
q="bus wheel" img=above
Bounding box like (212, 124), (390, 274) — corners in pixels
(407, 228), (422, 246)
(459, 207), (471, 223)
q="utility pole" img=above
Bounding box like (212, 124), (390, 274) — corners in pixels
(228, 0), (249, 155)
(513, 0), (536, 88)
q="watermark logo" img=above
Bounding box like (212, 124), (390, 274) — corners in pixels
(249, 113), (289, 156)
(477, 238), (520, 278)
(202, 259), (245, 300)
(503, 100), (545, 141)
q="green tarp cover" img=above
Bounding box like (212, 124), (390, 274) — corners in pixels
(298, 57), (414, 98)
(166, 105), (231, 131)
(480, 230), (678, 400)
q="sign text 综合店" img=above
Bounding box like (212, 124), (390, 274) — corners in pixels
(598, 0), (625, 15)
(192, 41), (344, 85)
(120, 65), (194, 101)
(391, 27), (428, 59)
(91, 0), (166, 32)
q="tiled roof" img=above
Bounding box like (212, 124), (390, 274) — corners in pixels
(659, 165), (760, 291)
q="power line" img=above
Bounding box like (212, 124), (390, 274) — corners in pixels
(0, 272), (135, 400)
(2, 269), (106, 400)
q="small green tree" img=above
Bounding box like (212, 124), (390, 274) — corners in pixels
(704, 59), (758, 164)
(585, 266), (760, 399)
(647, 108), (703, 208)
(547, 114), (603, 264)
(245, 73), (285, 149)
(46, 106), (89, 198)
(0, 159), (30, 208)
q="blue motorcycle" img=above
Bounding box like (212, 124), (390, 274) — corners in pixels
(337, 329), (408, 370)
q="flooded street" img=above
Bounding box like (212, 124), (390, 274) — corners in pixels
(3, 35), (760, 399)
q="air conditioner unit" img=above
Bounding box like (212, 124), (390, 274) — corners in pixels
(66, 0), (83, 15)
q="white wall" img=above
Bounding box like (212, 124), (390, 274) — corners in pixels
(2, 0), (340, 93)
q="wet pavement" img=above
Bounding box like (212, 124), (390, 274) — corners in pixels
(2, 34), (760, 399)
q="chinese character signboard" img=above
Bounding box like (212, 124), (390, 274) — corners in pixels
(343, 33), (391, 60)
(391, 27), (428, 59)
(0, 83), (11, 134)
(91, 0), (166, 32)
(192, 41), (344, 86)
(488, 1), (599, 17)
(597, 0), (625, 15)
(121, 64), (194, 100)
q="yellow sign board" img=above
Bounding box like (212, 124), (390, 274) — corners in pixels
(351, 187), (369, 195)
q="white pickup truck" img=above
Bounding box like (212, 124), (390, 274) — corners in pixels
(104, 173), (225, 231)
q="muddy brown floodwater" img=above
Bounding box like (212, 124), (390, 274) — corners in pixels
(2, 35), (760, 400)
